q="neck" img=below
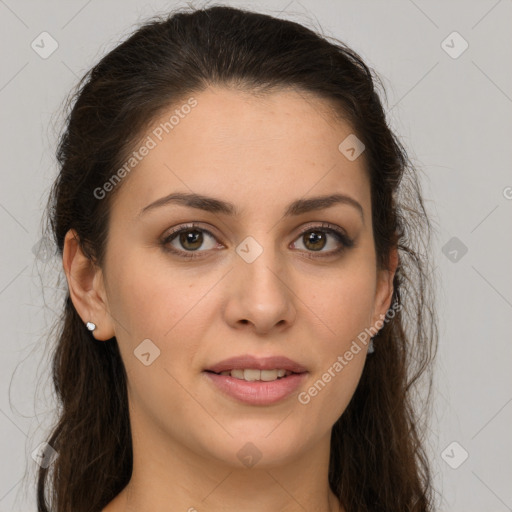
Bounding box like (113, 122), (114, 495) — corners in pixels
(108, 417), (343, 512)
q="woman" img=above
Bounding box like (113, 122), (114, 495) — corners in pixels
(38, 5), (438, 511)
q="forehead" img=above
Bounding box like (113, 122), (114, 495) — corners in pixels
(113, 86), (370, 220)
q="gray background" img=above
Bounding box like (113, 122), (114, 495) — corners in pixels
(1, 0), (511, 510)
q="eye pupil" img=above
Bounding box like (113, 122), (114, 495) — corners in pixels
(164, 224), (348, 259)
(304, 230), (326, 251)
(180, 230), (203, 250)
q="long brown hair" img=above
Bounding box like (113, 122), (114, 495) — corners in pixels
(39, 5), (438, 511)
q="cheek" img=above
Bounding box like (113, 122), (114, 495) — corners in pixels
(105, 248), (224, 398)
(298, 352), (366, 437)
(105, 251), (211, 419)
(295, 285), (373, 432)
(106, 248), (207, 340)
(304, 265), (377, 350)
(295, 264), (375, 409)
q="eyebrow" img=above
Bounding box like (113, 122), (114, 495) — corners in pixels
(139, 191), (364, 222)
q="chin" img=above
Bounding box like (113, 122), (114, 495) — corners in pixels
(198, 429), (308, 470)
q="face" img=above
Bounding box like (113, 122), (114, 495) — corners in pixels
(66, 86), (396, 470)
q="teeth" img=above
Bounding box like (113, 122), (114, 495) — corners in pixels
(231, 369), (245, 379)
(244, 369), (260, 381)
(219, 369), (292, 381)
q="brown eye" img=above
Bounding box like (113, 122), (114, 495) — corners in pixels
(291, 224), (354, 257)
(161, 222), (354, 261)
(178, 230), (204, 251)
(161, 224), (220, 259)
(302, 230), (327, 251)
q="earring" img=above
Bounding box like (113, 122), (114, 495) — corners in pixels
(367, 338), (375, 354)
(86, 322), (96, 332)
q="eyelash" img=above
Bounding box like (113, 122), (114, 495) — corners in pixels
(160, 222), (354, 260)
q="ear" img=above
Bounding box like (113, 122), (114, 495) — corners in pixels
(370, 245), (399, 329)
(62, 229), (116, 341)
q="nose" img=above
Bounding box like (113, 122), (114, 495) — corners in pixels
(223, 244), (297, 335)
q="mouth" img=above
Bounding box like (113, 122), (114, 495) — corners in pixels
(203, 369), (308, 406)
(203, 354), (308, 405)
(204, 354), (308, 378)
(204, 368), (300, 382)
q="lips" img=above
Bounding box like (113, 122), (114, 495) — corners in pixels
(204, 354), (308, 374)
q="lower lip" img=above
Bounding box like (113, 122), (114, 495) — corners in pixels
(203, 371), (308, 405)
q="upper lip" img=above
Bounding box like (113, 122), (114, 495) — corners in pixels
(205, 355), (308, 374)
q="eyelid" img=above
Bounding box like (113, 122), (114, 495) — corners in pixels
(160, 221), (354, 258)
(295, 222), (350, 239)
(292, 222), (355, 255)
(160, 222), (220, 253)
(161, 222), (219, 242)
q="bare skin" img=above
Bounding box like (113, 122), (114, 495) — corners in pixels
(63, 86), (397, 512)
